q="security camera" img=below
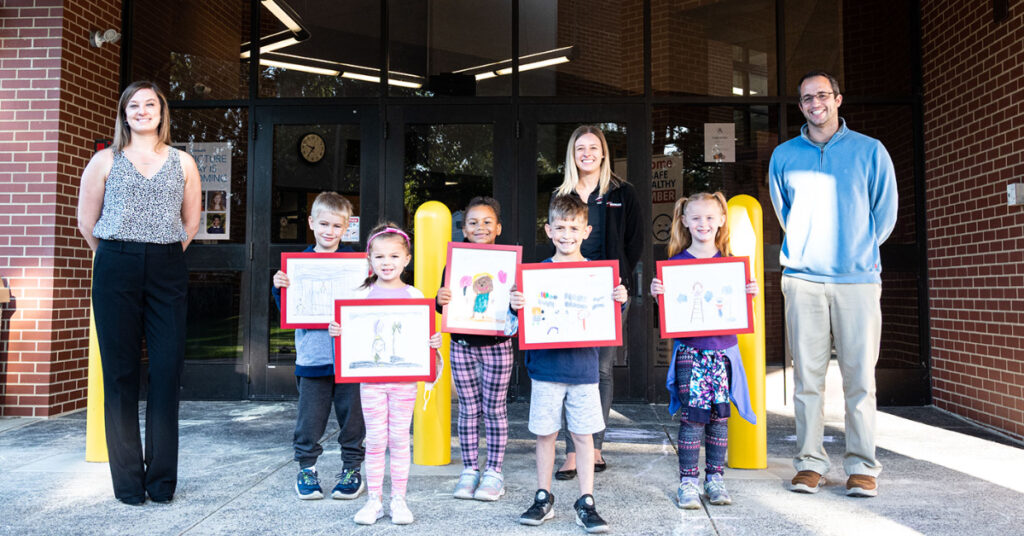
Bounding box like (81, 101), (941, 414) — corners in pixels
(89, 29), (121, 48)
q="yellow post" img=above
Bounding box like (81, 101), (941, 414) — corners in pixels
(85, 301), (108, 462)
(727, 194), (767, 469)
(413, 201), (452, 466)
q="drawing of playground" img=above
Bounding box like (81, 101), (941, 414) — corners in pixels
(660, 260), (749, 333)
(285, 259), (366, 323)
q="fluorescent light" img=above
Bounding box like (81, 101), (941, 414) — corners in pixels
(388, 78), (422, 89)
(341, 72), (422, 89)
(455, 46), (574, 80)
(732, 87), (744, 96)
(241, 35), (301, 58)
(341, 72), (379, 83)
(261, 59), (339, 76)
(495, 56), (569, 75)
(263, 0), (302, 32)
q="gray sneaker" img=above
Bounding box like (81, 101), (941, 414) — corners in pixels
(453, 468), (479, 499)
(473, 469), (505, 501)
(704, 474), (732, 505)
(677, 477), (701, 509)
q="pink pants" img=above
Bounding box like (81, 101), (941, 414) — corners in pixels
(360, 382), (418, 497)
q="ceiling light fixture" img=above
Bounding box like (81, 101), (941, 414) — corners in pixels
(454, 46), (575, 81)
(240, 0), (309, 59)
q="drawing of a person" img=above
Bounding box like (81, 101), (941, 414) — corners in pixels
(690, 282), (705, 323)
(471, 273), (494, 319)
(372, 320), (386, 363)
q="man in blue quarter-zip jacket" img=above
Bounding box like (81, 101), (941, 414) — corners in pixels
(768, 71), (898, 500)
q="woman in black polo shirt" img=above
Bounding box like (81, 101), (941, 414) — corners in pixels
(553, 125), (643, 479)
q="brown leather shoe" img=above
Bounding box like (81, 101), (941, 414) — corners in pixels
(846, 474), (878, 497)
(789, 470), (825, 493)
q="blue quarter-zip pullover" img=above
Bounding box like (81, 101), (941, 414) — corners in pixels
(768, 118), (898, 284)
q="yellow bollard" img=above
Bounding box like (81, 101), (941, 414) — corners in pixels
(727, 194), (767, 469)
(413, 201), (452, 466)
(85, 301), (108, 462)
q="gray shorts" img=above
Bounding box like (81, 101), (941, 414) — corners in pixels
(528, 380), (605, 436)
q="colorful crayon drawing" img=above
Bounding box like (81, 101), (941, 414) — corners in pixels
(518, 261), (622, 349)
(442, 243), (521, 336)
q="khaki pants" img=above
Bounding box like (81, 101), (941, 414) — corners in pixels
(782, 275), (883, 477)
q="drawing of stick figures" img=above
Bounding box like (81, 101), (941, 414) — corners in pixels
(690, 282), (704, 323)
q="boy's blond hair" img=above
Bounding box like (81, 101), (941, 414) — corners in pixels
(310, 191), (353, 220)
(548, 194), (588, 224)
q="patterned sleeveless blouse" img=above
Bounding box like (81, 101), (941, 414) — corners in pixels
(92, 147), (188, 244)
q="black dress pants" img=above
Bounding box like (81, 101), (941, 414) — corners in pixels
(92, 239), (187, 503)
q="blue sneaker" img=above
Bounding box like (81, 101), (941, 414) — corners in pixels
(332, 467), (365, 499)
(295, 468), (323, 500)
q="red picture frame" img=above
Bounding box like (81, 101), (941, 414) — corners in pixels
(516, 260), (622, 350)
(334, 298), (437, 384)
(656, 256), (754, 339)
(441, 242), (522, 336)
(280, 252), (367, 329)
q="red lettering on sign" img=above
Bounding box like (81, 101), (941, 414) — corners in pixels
(652, 189), (676, 203)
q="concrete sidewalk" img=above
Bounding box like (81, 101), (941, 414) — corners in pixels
(1, 365), (1022, 536)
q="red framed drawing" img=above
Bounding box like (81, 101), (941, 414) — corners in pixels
(441, 242), (522, 336)
(516, 260), (622, 350)
(280, 252), (367, 329)
(334, 298), (437, 383)
(656, 256), (754, 338)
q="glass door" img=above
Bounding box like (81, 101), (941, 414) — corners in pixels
(249, 106), (380, 398)
(516, 104), (651, 402)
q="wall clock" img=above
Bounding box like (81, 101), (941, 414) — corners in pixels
(299, 132), (325, 163)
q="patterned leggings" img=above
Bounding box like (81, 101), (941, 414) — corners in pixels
(676, 345), (729, 479)
(450, 339), (514, 472)
(360, 382), (418, 497)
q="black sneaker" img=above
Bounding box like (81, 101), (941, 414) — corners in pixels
(573, 494), (609, 533)
(518, 489), (554, 526)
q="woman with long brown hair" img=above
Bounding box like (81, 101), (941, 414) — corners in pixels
(77, 81), (202, 505)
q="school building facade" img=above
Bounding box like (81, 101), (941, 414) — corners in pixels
(0, 0), (1021, 442)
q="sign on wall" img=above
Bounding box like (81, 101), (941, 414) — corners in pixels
(174, 142), (232, 240)
(704, 123), (735, 163)
(614, 155), (684, 245)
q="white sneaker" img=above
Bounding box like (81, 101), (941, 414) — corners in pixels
(473, 469), (505, 501)
(390, 495), (414, 525)
(453, 468), (479, 499)
(353, 494), (384, 525)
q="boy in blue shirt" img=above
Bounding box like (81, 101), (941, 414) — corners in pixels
(272, 191), (365, 500)
(511, 195), (627, 534)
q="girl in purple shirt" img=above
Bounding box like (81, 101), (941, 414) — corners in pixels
(651, 192), (758, 510)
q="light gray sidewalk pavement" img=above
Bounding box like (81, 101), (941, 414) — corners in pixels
(1, 364), (1022, 536)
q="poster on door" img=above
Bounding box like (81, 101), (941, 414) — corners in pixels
(173, 141), (232, 240)
(704, 123), (735, 163)
(614, 155), (683, 245)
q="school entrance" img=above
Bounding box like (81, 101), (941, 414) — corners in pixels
(144, 0), (929, 405)
(180, 103), (661, 401)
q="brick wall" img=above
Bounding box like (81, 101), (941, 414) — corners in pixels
(922, 0), (1024, 440)
(0, 0), (121, 417)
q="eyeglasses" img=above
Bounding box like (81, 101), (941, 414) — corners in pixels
(800, 91), (835, 105)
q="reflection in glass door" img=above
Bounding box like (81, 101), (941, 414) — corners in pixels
(385, 106), (515, 274)
(250, 107), (379, 398)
